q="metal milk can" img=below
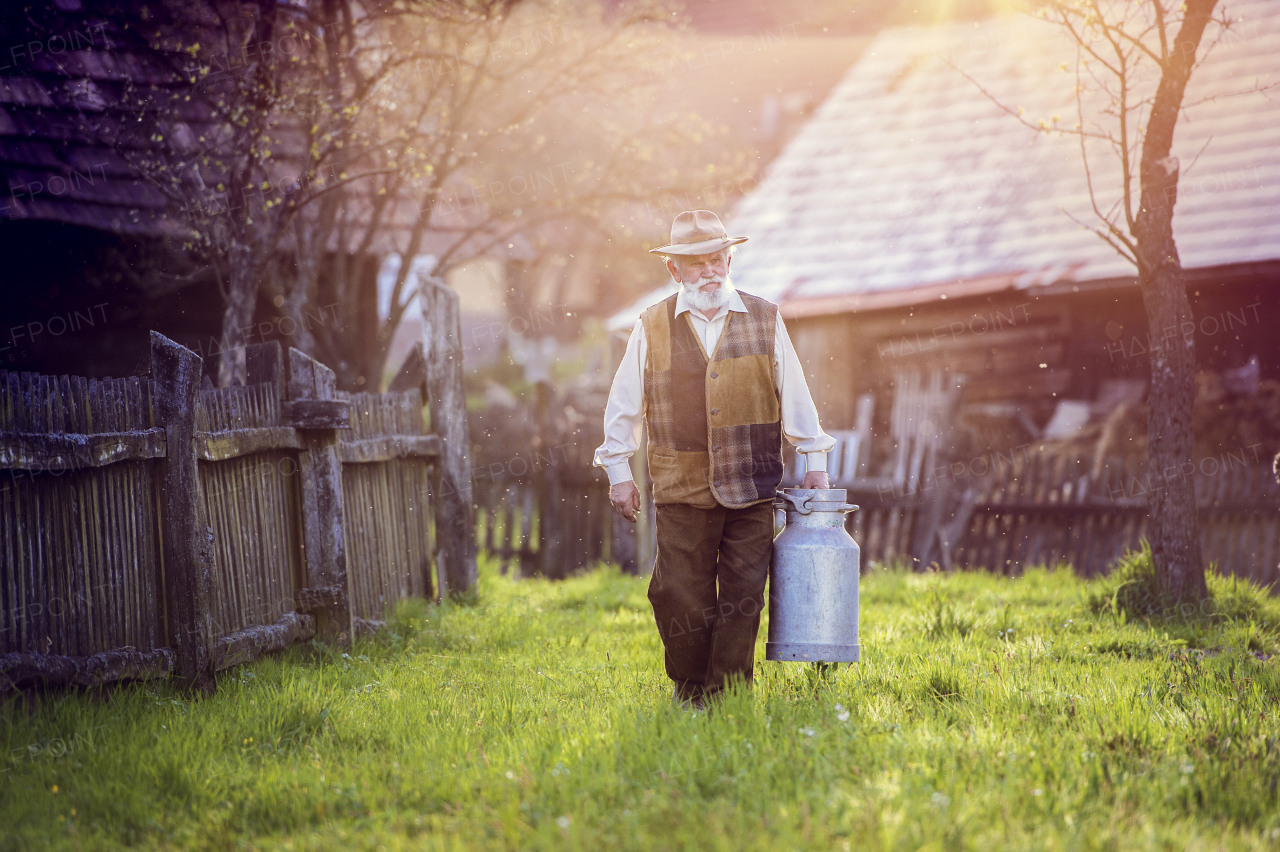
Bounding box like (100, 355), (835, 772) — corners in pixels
(766, 488), (861, 663)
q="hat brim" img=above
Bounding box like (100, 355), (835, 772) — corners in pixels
(649, 235), (748, 256)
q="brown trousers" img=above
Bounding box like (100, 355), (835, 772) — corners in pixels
(647, 501), (774, 701)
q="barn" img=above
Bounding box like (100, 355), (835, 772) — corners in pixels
(609, 2), (1280, 576)
(720, 4), (1280, 451)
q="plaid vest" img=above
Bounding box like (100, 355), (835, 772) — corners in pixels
(640, 291), (783, 508)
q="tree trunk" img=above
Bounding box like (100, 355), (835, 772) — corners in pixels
(1135, 238), (1205, 602)
(283, 251), (319, 358)
(1131, 0), (1218, 603)
(213, 3), (279, 386)
(217, 244), (259, 387)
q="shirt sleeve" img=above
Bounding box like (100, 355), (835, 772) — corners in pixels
(593, 319), (647, 485)
(774, 313), (835, 472)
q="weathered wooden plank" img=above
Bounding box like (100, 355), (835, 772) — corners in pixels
(151, 332), (214, 691)
(122, 381), (143, 649)
(211, 612), (314, 672)
(496, 487), (514, 573)
(197, 436), (304, 640)
(335, 435), (440, 464)
(47, 452), (73, 653)
(611, 488), (637, 574)
(0, 429), (166, 470)
(0, 646), (175, 693)
(419, 280), (477, 594)
(101, 426), (125, 652)
(284, 399), (351, 430)
(289, 348), (353, 645)
(0, 372), (19, 431)
(194, 427), (303, 461)
(296, 585), (345, 613)
(483, 491), (498, 563)
(246, 341), (284, 388)
(1198, 503), (1280, 515)
(340, 450), (434, 621)
(969, 501), (1148, 515)
(201, 459), (232, 637)
(412, 459), (435, 599)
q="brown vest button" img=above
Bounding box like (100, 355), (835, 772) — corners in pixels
(710, 408), (719, 415)
(710, 371), (718, 378)
(713, 445), (721, 451)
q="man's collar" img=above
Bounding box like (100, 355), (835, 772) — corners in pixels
(674, 282), (746, 319)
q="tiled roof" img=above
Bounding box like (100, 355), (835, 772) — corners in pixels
(612, 2), (1280, 328)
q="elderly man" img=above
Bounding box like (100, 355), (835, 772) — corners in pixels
(595, 210), (834, 709)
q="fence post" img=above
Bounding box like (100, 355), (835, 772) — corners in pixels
(612, 504), (638, 575)
(150, 332), (214, 691)
(535, 379), (563, 579)
(420, 278), (478, 595)
(287, 348), (353, 645)
(635, 424), (656, 575)
(246, 340), (284, 387)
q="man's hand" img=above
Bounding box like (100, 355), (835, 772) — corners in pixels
(801, 470), (830, 490)
(610, 480), (641, 523)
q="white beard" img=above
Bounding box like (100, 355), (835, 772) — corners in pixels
(682, 274), (732, 313)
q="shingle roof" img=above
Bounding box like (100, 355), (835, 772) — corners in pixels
(0, 12), (535, 259)
(0, 12), (204, 238)
(611, 2), (1280, 328)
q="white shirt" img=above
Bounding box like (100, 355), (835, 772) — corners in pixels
(594, 283), (835, 485)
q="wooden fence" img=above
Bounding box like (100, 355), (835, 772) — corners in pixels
(843, 446), (1280, 583)
(470, 432), (1277, 587)
(340, 390), (436, 623)
(469, 379), (627, 578)
(1, 321), (471, 694)
(473, 461), (621, 578)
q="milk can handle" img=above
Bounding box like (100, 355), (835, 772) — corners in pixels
(775, 491), (813, 514)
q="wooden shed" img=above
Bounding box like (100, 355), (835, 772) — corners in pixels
(721, 1), (1280, 440)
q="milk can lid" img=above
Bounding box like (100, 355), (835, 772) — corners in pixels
(777, 488), (859, 514)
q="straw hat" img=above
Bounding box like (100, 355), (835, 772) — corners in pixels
(649, 210), (748, 256)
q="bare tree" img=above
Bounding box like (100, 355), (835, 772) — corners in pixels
(286, 0), (746, 389)
(50, 0), (739, 388)
(957, 0), (1266, 602)
(49, 0), (524, 385)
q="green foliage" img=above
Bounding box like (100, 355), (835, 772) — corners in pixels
(1086, 540), (1163, 618)
(1206, 570), (1280, 628)
(2, 561), (1280, 850)
(1087, 542), (1280, 642)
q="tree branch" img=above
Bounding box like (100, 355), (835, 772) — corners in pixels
(944, 60), (1111, 141)
(1061, 206), (1138, 265)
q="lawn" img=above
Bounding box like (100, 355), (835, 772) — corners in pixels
(2, 556), (1280, 851)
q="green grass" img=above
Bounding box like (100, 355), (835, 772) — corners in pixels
(3, 559), (1280, 851)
